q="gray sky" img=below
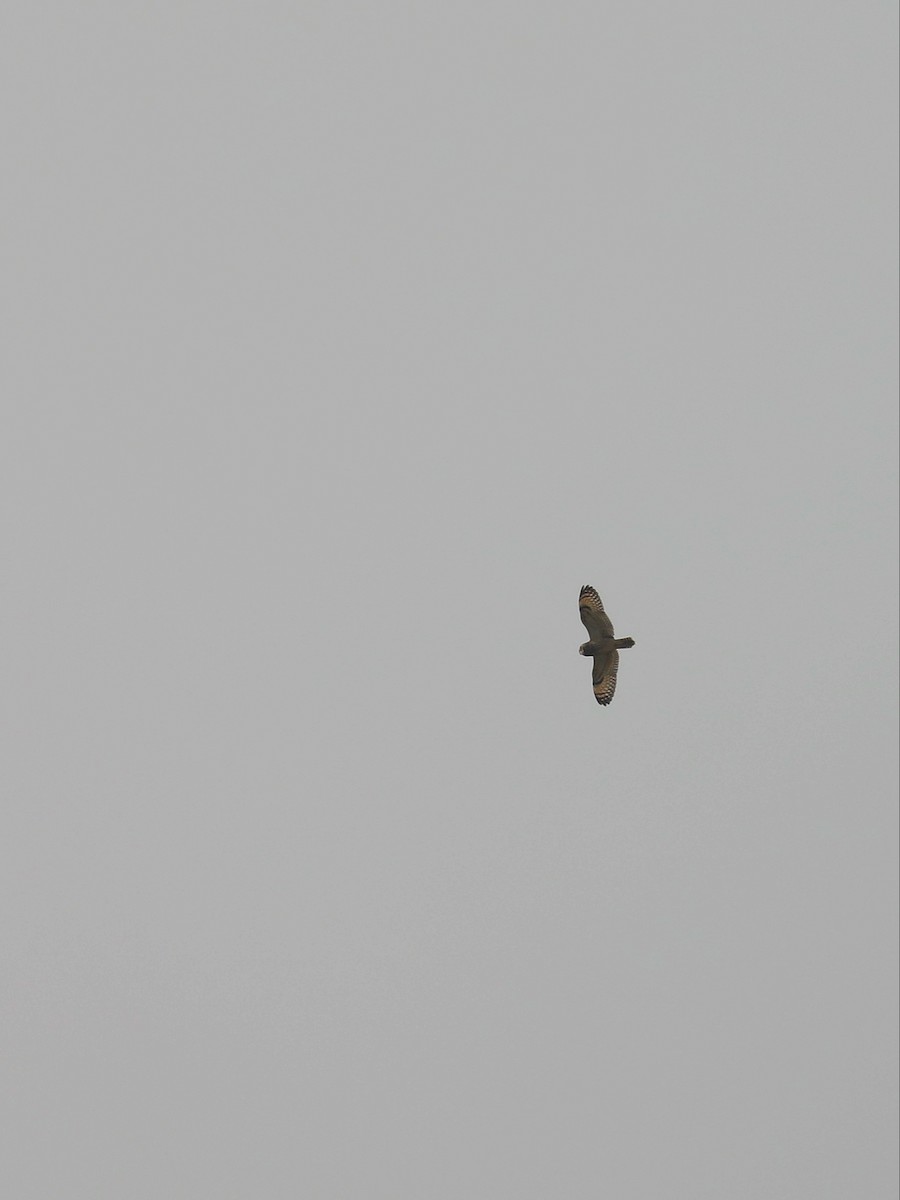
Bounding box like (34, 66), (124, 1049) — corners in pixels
(3, 3), (897, 1197)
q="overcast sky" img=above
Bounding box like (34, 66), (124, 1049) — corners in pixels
(3, 3), (897, 1197)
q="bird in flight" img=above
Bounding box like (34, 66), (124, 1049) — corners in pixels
(578, 585), (635, 706)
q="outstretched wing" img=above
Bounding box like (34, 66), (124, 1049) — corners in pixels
(592, 650), (620, 706)
(579, 584), (615, 640)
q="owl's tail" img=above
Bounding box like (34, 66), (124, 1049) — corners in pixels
(614, 638), (635, 649)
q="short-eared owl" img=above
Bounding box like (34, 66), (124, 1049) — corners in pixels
(578, 585), (635, 706)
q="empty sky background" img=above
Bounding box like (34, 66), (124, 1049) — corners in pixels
(3, 3), (897, 1197)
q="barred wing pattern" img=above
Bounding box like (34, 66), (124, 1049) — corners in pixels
(591, 649), (620, 706)
(578, 585), (614, 642)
